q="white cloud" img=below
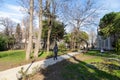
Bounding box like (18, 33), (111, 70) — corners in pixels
(6, 4), (22, 12)
(0, 4), (25, 23)
(6, 4), (28, 13)
(0, 11), (9, 17)
(0, 11), (22, 23)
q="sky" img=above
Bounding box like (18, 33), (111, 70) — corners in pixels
(0, 0), (120, 31)
(0, 0), (24, 23)
(96, 0), (120, 18)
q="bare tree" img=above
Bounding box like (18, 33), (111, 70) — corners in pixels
(60, 0), (99, 50)
(18, 0), (30, 14)
(19, 0), (35, 60)
(61, 0), (99, 29)
(21, 17), (29, 50)
(18, 0), (30, 50)
(26, 0), (34, 60)
(34, 0), (43, 58)
(0, 17), (16, 36)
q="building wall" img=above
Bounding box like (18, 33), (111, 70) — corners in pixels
(96, 35), (114, 50)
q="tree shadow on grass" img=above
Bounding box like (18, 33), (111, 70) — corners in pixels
(38, 51), (44, 57)
(66, 55), (120, 80)
(36, 54), (120, 80)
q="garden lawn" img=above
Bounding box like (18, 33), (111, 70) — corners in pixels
(64, 51), (120, 80)
(61, 55), (120, 80)
(0, 50), (67, 71)
(28, 51), (120, 80)
(0, 50), (25, 71)
(0, 50), (25, 62)
(86, 50), (120, 59)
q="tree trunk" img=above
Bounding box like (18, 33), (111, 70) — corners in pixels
(34, 0), (43, 58)
(47, 24), (52, 53)
(26, 0), (34, 60)
(46, 0), (51, 53)
(46, 0), (55, 53)
(24, 36), (27, 50)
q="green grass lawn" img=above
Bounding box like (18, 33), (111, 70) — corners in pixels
(86, 50), (120, 59)
(61, 51), (120, 80)
(0, 50), (25, 62)
(0, 49), (67, 71)
(0, 50), (67, 62)
(62, 58), (120, 80)
(28, 50), (120, 80)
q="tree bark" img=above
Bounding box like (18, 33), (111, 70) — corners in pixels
(46, 0), (51, 53)
(34, 0), (43, 58)
(26, 0), (34, 60)
(47, 24), (52, 53)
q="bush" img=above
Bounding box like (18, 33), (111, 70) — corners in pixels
(58, 43), (67, 51)
(0, 35), (8, 51)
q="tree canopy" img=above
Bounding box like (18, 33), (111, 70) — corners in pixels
(0, 34), (8, 51)
(64, 30), (89, 49)
(99, 12), (120, 51)
(99, 12), (120, 37)
(42, 20), (65, 41)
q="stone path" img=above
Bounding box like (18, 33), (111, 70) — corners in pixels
(0, 52), (80, 80)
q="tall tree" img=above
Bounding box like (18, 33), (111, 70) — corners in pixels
(34, 0), (43, 58)
(99, 12), (120, 51)
(42, 20), (65, 49)
(45, 0), (57, 53)
(26, 0), (34, 60)
(45, 0), (52, 53)
(15, 23), (22, 49)
(59, 0), (99, 50)
(19, 0), (31, 50)
(99, 12), (117, 37)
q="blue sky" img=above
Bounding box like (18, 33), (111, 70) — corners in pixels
(0, 0), (24, 23)
(96, 0), (120, 17)
(0, 0), (120, 29)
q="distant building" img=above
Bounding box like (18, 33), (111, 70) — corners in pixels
(96, 28), (114, 50)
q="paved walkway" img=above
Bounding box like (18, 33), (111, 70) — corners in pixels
(0, 52), (80, 80)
